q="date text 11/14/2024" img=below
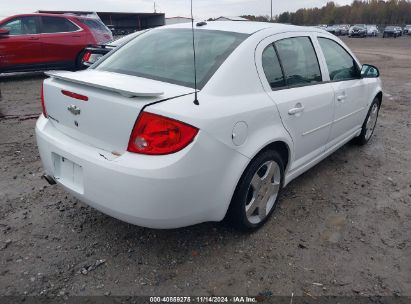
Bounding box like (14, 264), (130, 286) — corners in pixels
(149, 296), (258, 303)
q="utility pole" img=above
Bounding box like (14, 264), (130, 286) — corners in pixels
(270, 0), (273, 22)
(154, 0), (156, 13)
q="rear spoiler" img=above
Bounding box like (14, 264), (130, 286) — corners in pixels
(45, 70), (164, 98)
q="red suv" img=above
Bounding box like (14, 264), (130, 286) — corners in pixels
(0, 13), (113, 73)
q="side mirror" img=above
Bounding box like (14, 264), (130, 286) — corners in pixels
(0, 28), (10, 37)
(361, 64), (380, 78)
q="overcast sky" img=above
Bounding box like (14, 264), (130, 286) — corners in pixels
(0, 0), (353, 20)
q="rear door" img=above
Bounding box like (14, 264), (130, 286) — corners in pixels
(315, 36), (368, 146)
(0, 16), (42, 70)
(256, 34), (335, 172)
(38, 16), (86, 68)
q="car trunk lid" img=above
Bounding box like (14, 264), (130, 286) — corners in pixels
(43, 70), (193, 154)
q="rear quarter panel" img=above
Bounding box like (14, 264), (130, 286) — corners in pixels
(70, 18), (98, 45)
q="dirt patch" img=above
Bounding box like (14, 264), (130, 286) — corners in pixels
(0, 37), (410, 297)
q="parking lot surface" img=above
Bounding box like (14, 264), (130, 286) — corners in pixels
(1, 37), (411, 297)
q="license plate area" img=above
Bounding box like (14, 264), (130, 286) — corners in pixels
(52, 153), (84, 194)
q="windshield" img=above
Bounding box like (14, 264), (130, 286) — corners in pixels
(95, 28), (248, 89)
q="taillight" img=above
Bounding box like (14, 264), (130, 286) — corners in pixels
(82, 51), (92, 63)
(41, 82), (47, 118)
(127, 112), (199, 155)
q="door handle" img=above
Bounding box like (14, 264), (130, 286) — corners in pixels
(288, 103), (305, 115)
(337, 93), (347, 102)
(29, 37), (39, 40)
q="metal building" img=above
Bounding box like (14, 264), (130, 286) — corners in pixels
(165, 17), (192, 25)
(215, 16), (249, 21)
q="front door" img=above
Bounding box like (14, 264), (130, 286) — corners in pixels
(0, 16), (42, 71)
(316, 37), (368, 145)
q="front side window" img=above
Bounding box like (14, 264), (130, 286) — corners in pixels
(40, 16), (79, 33)
(96, 29), (248, 89)
(275, 37), (322, 86)
(1, 17), (38, 35)
(261, 45), (285, 89)
(318, 37), (360, 81)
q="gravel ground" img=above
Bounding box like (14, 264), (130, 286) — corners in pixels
(0, 37), (410, 298)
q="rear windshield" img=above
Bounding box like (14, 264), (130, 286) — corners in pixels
(108, 30), (148, 47)
(79, 18), (108, 32)
(95, 29), (248, 89)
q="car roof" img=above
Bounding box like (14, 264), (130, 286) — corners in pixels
(164, 21), (317, 35)
(2, 13), (95, 20)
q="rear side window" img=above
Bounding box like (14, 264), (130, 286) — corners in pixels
(318, 38), (360, 81)
(79, 19), (108, 32)
(262, 45), (285, 89)
(1, 17), (38, 35)
(96, 29), (248, 89)
(275, 37), (322, 86)
(40, 16), (79, 33)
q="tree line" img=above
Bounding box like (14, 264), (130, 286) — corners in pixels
(242, 0), (411, 26)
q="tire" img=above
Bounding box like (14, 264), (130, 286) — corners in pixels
(226, 150), (284, 231)
(354, 97), (381, 145)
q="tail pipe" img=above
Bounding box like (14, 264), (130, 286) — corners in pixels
(42, 174), (57, 185)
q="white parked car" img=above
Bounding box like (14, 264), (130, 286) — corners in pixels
(366, 25), (379, 36)
(36, 22), (383, 231)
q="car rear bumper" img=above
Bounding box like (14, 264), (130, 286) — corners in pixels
(350, 32), (365, 36)
(36, 115), (249, 229)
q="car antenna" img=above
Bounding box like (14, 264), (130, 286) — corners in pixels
(190, 0), (200, 106)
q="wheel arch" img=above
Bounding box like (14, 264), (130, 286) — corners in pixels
(375, 91), (383, 106)
(75, 49), (87, 70)
(236, 121), (294, 174)
(257, 141), (291, 172)
(223, 139), (292, 224)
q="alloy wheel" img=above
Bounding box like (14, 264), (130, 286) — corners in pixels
(365, 103), (379, 141)
(245, 161), (281, 224)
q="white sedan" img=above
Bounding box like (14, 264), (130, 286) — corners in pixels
(36, 21), (382, 231)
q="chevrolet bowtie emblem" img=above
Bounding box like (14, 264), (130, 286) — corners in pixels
(67, 104), (81, 115)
